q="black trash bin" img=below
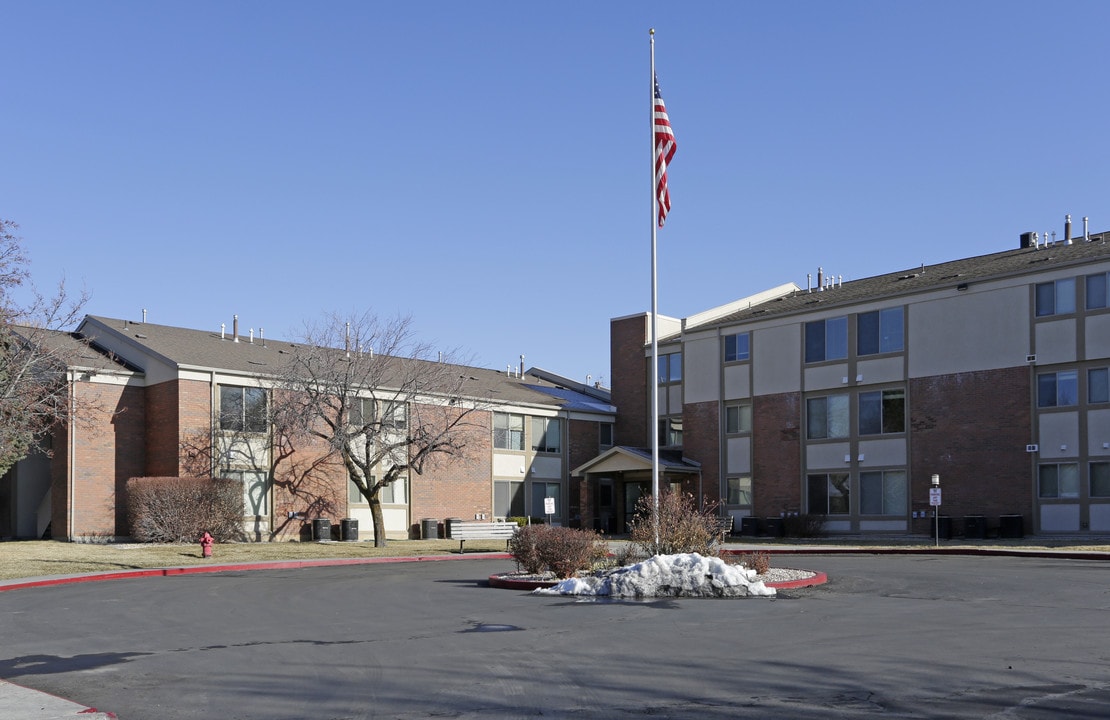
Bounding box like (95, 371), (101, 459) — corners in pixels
(445, 518), (463, 539)
(340, 518), (358, 541)
(312, 518), (331, 541)
(931, 515), (952, 540)
(964, 515), (986, 539)
(764, 517), (785, 538)
(740, 516), (760, 537)
(999, 514), (1024, 539)
(421, 517), (439, 540)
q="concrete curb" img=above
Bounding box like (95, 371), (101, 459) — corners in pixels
(0, 678), (116, 719)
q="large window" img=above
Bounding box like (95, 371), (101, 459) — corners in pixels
(493, 413), (525, 450)
(805, 317), (848, 363)
(859, 389), (906, 435)
(1038, 371), (1079, 408)
(808, 473), (850, 515)
(658, 416), (683, 447)
(1089, 368), (1109, 404)
(350, 398), (407, 430)
(1039, 463), (1080, 498)
(219, 386), (268, 433)
(494, 480), (525, 517)
(658, 353), (682, 383)
(726, 476), (752, 506)
(857, 308), (904, 356)
(724, 332), (750, 362)
(224, 469), (268, 516)
(806, 394), (849, 440)
(1091, 462), (1110, 498)
(1086, 272), (1109, 310)
(531, 417), (562, 453)
(599, 422), (614, 448)
(724, 403), (752, 434)
(859, 470), (907, 515)
(531, 482), (560, 518)
(1035, 278), (1076, 317)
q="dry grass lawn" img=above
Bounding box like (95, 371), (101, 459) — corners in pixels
(0, 539), (512, 582)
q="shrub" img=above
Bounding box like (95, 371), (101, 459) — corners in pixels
(739, 551), (772, 575)
(627, 490), (722, 558)
(127, 476), (245, 543)
(509, 524), (607, 579)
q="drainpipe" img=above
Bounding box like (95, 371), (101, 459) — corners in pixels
(68, 370), (77, 540)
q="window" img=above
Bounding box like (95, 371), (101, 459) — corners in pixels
(1035, 278), (1076, 316)
(531, 417), (561, 453)
(808, 473), (850, 515)
(599, 422), (614, 448)
(806, 395), (849, 440)
(494, 480), (524, 517)
(805, 317), (848, 363)
(1039, 463), (1079, 498)
(531, 482), (560, 517)
(493, 413), (525, 450)
(220, 386), (267, 432)
(658, 416), (682, 447)
(857, 308), (904, 356)
(724, 332), (750, 362)
(1091, 462), (1110, 498)
(859, 389), (906, 435)
(658, 353), (682, 383)
(1089, 368), (1109, 404)
(224, 470), (268, 515)
(724, 403), (752, 434)
(1038, 371), (1079, 407)
(382, 476), (407, 504)
(1086, 272), (1109, 310)
(726, 476), (752, 506)
(349, 475), (368, 504)
(859, 470), (907, 515)
(350, 398), (407, 430)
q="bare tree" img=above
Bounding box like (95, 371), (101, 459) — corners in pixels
(273, 311), (489, 547)
(0, 219), (92, 477)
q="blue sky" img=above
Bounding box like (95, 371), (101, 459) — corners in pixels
(3, 1), (1108, 387)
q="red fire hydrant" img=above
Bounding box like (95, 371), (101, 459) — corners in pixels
(199, 531), (214, 559)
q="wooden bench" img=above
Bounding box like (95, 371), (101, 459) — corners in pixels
(450, 521), (519, 552)
(713, 516), (734, 543)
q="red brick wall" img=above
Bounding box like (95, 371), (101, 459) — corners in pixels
(682, 400), (720, 507)
(409, 408), (493, 532)
(752, 391), (803, 517)
(611, 314), (649, 447)
(270, 427), (347, 541)
(909, 367), (1032, 523)
(568, 417), (603, 526)
(60, 380), (147, 538)
(144, 380), (181, 477)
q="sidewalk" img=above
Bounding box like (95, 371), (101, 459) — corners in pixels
(0, 678), (115, 719)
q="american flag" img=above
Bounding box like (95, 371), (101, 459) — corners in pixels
(653, 74), (677, 228)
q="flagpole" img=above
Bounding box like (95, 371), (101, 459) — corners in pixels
(649, 28), (660, 545)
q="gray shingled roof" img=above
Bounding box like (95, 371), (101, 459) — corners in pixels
(78, 315), (612, 414)
(690, 233), (1110, 331)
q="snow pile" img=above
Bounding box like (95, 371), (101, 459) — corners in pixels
(533, 553), (776, 599)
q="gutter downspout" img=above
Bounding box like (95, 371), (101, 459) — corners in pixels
(68, 370), (77, 540)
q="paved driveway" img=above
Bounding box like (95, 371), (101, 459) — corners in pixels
(2, 554), (1109, 719)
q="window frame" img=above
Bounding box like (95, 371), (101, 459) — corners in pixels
(805, 316), (848, 363)
(859, 470), (907, 516)
(219, 386), (268, 433)
(1088, 367), (1109, 404)
(806, 394), (850, 440)
(807, 472), (850, 515)
(724, 402), (752, 435)
(1085, 271), (1109, 310)
(1091, 462), (1110, 498)
(858, 389), (906, 436)
(723, 332), (751, 363)
(726, 476), (753, 506)
(657, 352), (683, 384)
(1037, 370), (1079, 408)
(1035, 278), (1076, 317)
(1039, 463), (1080, 499)
(857, 307), (905, 356)
(493, 412), (525, 451)
(531, 417), (562, 454)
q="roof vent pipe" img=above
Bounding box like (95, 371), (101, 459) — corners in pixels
(1065, 214), (1072, 244)
(1084, 216), (1090, 241)
(519, 354), (525, 378)
(142, 308), (147, 323)
(249, 328), (254, 344)
(817, 267), (824, 292)
(233, 315), (239, 343)
(807, 273), (812, 293)
(260, 328), (265, 347)
(221, 323), (226, 340)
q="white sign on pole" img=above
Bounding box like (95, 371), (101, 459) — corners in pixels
(929, 488), (942, 506)
(544, 497), (556, 515)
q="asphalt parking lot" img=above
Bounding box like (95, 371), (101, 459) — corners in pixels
(2, 552), (1109, 719)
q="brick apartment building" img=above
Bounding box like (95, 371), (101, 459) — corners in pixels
(579, 225), (1110, 538)
(0, 316), (615, 542)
